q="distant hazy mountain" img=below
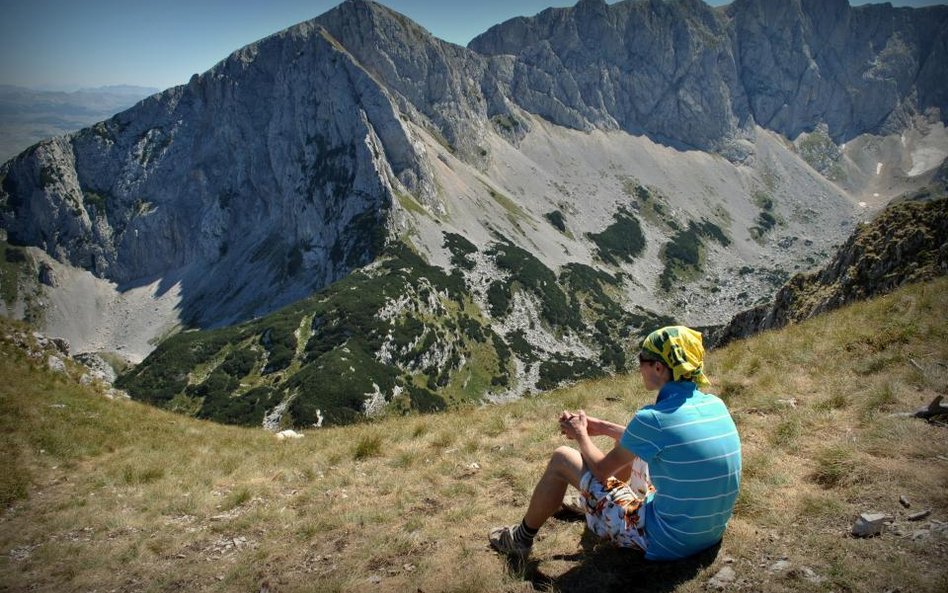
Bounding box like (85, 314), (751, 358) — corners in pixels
(0, 85), (159, 162)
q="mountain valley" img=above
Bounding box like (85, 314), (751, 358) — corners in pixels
(1, 0), (946, 426)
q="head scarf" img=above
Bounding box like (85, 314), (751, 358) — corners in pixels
(640, 326), (710, 388)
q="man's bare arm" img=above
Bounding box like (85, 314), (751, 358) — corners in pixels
(561, 410), (636, 483)
(585, 416), (625, 441)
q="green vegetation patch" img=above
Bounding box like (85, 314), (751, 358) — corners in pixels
(396, 192), (431, 218)
(329, 207), (388, 270)
(621, 180), (674, 229)
(289, 343), (400, 426)
(621, 178), (652, 203)
(487, 238), (580, 330)
(119, 242), (501, 427)
(442, 232), (477, 271)
(544, 210), (567, 233)
(117, 328), (255, 406)
(491, 114), (522, 133)
(750, 190), (780, 240)
(587, 207), (646, 266)
(559, 263), (622, 319)
(481, 182), (533, 234)
(82, 191), (109, 217)
(537, 356), (604, 390)
(797, 125), (843, 179)
(260, 322), (298, 375)
(619, 181), (729, 278)
(486, 280), (510, 318)
(659, 223), (709, 291)
(1, 242), (30, 306)
(692, 219), (730, 247)
(558, 263), (672, 372)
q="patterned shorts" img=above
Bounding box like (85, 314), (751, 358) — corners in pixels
(579, 458), (654, 551)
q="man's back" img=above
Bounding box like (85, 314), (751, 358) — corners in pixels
(621, 381), (742, 560)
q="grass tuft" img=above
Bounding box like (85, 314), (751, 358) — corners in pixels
(811, 444), (861, 488)
(353, 432), (384, 460)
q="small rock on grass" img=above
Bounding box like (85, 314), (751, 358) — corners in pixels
(47, 355), (66, 373)
(907, 509), (932, 521)
(794, 566), (825, 584)
(852, 512), (890, 537)
(768, 559), (792, 573)
(707, 566), (736, 590)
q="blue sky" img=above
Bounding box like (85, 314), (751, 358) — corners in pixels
(1, 0), (944, 92)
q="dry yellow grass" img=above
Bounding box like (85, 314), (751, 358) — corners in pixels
(1, 278), (947, 592)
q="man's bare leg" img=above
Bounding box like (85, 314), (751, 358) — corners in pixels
(489, 446), (585, 556)
(523, 446), (584, 529)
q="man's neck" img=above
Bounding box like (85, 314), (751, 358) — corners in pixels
(655, 380), (696, 403)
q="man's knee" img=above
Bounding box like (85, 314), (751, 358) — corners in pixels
(548, 446), (582, 478)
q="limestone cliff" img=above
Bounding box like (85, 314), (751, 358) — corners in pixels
(470, 0), (948, 150)
(1, 10), (430, 326)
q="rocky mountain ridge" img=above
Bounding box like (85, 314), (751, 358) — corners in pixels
(1, 0), (946, 425)
(470, 0), (948, 151)
(711, 190), (948, 348)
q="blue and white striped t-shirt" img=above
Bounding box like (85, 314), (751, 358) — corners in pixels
(619, 381), (742, 561)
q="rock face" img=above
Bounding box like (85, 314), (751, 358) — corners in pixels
(711, 194), (948, 348)
(729, 0), (948, 141)
(1, 6), (433, 327)
(470, 0), (750, 150)
(470, 0), (948, 150)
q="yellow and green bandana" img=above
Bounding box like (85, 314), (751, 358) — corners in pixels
(640, 326), (710, 388)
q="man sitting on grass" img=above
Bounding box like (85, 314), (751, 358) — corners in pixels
(489, 326), (742, 561)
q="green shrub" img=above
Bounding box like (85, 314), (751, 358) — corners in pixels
(4, 246), (26, 263)
(537, 358), (604, 390)
(198, 386), (280, 427)
(407, 385), (447, 413)
(587, 207), (646, 266)
(506, 330), (536, 362)
(488, 239), (579, 329)
(659, 224), (705, 290)
(486, 281), (510, 317)
(544, 210), (567, 233)
(692, 219), (730, 246)
(443, 232), (477, 270)
(220, 349), (258, 378)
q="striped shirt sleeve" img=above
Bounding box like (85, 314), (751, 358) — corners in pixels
(619, 408), (665, 462)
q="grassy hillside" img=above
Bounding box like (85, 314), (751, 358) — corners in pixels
(2, 278), (947, 592)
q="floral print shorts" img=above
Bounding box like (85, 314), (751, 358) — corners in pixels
(579, 457), (653, 551)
